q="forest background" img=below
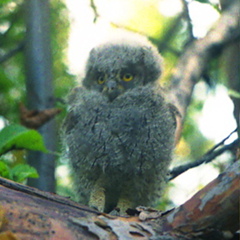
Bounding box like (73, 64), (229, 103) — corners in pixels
(0, 0), (238, 210)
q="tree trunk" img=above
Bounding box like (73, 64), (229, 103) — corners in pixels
(24, 0), (56, 192)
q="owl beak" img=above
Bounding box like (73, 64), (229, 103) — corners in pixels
(106, 80), (117, 91)
(103, 80), (120, 101)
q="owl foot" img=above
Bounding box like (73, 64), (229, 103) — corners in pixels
(89, 184), (105, 213)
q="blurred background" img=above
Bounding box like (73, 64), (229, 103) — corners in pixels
(0, 0), (238, 209)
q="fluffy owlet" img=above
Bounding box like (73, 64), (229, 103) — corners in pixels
(62, 33), (177, 214)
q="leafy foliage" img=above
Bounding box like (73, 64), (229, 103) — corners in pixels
(195, 0), (210, 3)
(0, 124), (47, 182)
(0, 161), (38, 182)
(0, 0), (72, 185)
(0, 124), (48, 156)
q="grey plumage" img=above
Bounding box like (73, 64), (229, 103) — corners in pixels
(62, 34), (177, 213)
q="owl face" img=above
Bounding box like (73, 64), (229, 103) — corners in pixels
(82, 41), (162, 101)
(84, 62), (145, 101)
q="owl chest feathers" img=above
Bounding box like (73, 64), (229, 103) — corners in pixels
(65, 84), (176, 174)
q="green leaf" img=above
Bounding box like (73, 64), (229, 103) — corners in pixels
(11, 164), (39, 182)
(195, 0), (210, 3)
(0, 160), (11, 179)
(0, 124), (48, 156)
(228, 89), (240, 99)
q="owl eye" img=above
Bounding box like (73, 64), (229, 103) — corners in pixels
(122, 73), (133, 82)
(97, 75), (105, 84)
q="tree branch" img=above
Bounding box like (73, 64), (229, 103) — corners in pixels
(0, 161), (239, 239)
(0, 41), (24, 64)
(90, 0), (100, 23)
(169, 129), (240, 180)
(180, 0), (194, 41)
(168, 0), (240, 140)
(154, 161), (240, 240)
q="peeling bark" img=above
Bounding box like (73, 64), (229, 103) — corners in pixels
(0, 161), (239, 240)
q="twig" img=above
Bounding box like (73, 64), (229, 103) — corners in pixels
(0, 41), (24, 64)
(180, 0), (194, 42)
(90, 0), (100, 23)
(206, 128), (238, 154)
(169, 129), (240, 180)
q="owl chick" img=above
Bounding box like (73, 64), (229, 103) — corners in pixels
(62, 34), (177, 214)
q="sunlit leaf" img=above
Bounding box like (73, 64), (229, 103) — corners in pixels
(0, 160), (11, 179)
(0, 69), (13, 92)
(0, 124), (48, 156)
(195, 0), (210, 3)
(228, 89), (240, 99)
(11, 164), (39, 182)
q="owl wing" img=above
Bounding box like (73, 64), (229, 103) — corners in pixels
(63, 87), (113, 169)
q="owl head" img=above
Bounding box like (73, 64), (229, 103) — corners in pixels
(82, 34), (163, 101)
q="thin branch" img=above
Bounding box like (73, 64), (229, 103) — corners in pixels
(90, 0), (100, 23)
(0, 3), (23, 47)
(169, 129), (240, 180)
(181, 0), (194, 42)
(206, 128), (238, 154)
(0, 41), (24, 64)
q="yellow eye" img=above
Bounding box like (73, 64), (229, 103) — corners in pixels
(97, 75), (105, 84)
(122, 73), (133, 82)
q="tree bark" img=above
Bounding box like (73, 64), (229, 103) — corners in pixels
(168, 0), (240, 140)
(0, 161), (239, 240)
(24, 0), (56, 192)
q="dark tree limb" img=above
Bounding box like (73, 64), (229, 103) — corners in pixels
(0, 161), (239, 239)
(0, 41), (24, 64)
(153, 161), (240, 240)
(90, 0), (100, 23)
(0, 3), (23, 46)
(169, 129), (240, 180)
(180, 0), (194, 41)
(168, 0), (240, 140)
